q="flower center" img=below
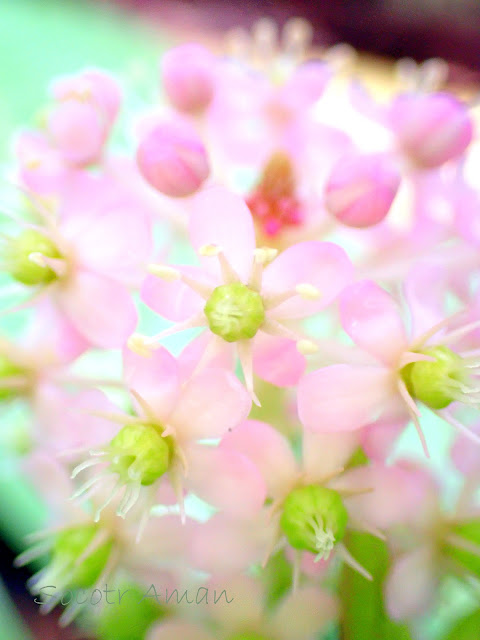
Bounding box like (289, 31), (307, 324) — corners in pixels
(52, 523), (113, 589)
(400, 345), (466, 410)
(204, 282), (265, 342)
(109, 423), (173, 486)
(280, 485), (348, 561)
(246, 151), (303, 237)
(5, 229), (62, 285)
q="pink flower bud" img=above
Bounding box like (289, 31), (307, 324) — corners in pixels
(136, 120), (210, 197)
(390, 92), (473, 168)
(51, 68), (122, 126)
(161, 44), (216, 113)
(46, 100), (106, 166)
(325, 153), (401, 228)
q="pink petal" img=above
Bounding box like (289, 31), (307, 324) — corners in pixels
(169, 368), (251, 440)
(58, 270), (137, 348)
(62, 207), (153, 287)
(339, 280), (408, 365)
(34, 386), (118, 454)
(451, 422), (480, 476)
(334, 464), (435, 530)
(186, 445), (266, 518)
(206, 575), (264, 631)
(188, 513), (268, 575)
(220, 420), (298, 496)
(189, 186), (255, 282)
(297, 364), (397, 432)
(47, 101), (106, 166)
(361, 416), (407, 461)
(269, 586), (338, 640)
(262, 241), (353, 319)
(141, 265), (208, 322)
(253, 333), (306, 387)
(385, 546), (437, 620)
(24, 299), (88, 363)
(302, 431), (360, 480)
(123, 346), (180, 422)
(148, 621), (214, 640)
(178, 332), (234, 381)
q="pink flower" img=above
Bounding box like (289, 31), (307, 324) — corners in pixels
(148, 575), (337, 640)
(298, 279), (480, 454)
(161, 44), (216, 114)
(324, 152), (401, 228)
(70, 347), (264, 528)
(136, 119), (210, 197)
(46, 68), (121, 167)
(135, 186), (352, 398)
(219, 419), (402, 580)
(389, 92), (473, 169)
(3, 175), (152, 348)
(17, 452), (191, 626)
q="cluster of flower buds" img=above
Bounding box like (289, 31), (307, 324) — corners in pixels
(2, 16), (480, 640)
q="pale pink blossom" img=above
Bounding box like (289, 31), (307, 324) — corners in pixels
(135, 185), (352, 398)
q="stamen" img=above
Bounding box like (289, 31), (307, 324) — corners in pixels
(127, 333), (153, 358)
(282, 17), (313, 61)
(198, 243), (221, 257)
(397, 378), (430, 457)
(297, 339), (319, 355)
(28, 252), (67, 277)
(295, 283), (321, 300)
(71, 458), (103, 479)
(436, 410), (480, 446)
(337, 543), (373, 581)
(147, 264), (181, 281)
(237, 339), (261, 406)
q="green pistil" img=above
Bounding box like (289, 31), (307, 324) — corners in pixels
(400, 345), (465, 410)
(5, 229), (61, 285)
(109, 423), (172, 486)
(204, 282), (265, 342)
(53, 524), (113, 589)
(280, 485), (348, 560)
(0, 354), (26, 401)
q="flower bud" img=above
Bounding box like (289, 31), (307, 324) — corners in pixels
(280, 485), (348, 560)
(161, 44), (216, 113)
(204, 282), (265, 342)
(400, 345), (464, 410)
(5, 229), (61, 285)
(53, 524), (113, 589)
(390, 92), (473, 168)
(325, 153), (401, 228)
(51, 68), (121, 126)
(46, 100), (106, 166)
(109, 423), (172, 486)
(136, 121), (210, 197)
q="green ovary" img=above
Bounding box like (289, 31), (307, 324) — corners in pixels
(204, 282), (265, 342)
(400, 345), (465, 410)
(53, 524), (113, 589)
(109, 423), (172, 486)
(5, 229), (61, 285)
(280, 485), (348, 558)
(0, 354), (26, 401)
